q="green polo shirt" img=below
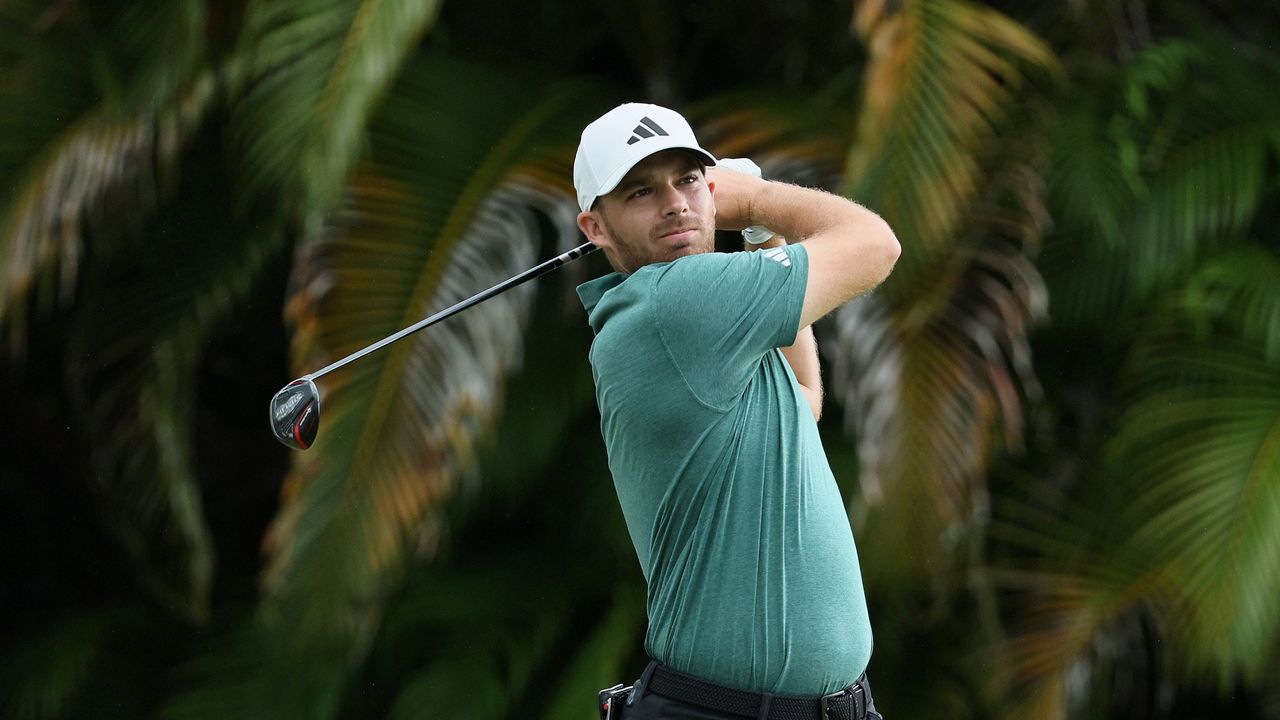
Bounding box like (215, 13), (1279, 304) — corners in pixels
(576, 243), (872, 696)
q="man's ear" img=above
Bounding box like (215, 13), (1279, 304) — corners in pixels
(577, 210), (612, 248)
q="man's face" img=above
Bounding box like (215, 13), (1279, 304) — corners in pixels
(577, 150), (716, 273)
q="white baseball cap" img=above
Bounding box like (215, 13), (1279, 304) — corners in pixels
(573, 103), (718, 212)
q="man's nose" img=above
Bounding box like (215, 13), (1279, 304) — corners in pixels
(658, 182), (689, 215)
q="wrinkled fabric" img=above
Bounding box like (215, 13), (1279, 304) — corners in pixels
(578, 245), (872, 695)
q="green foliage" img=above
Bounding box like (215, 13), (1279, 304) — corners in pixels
(3, 1), (1280, 719)
(0, 614), (112, 720)
(63, 135), (283, 624)
(845, 0), (1059, 297)
(994, 250), (1280, 714)
(230, 0), (444, 219)
(0, 607), (192, 720)
(0, 0), (214, 341)
(1044, 38), (1280, 335)
(827, 0), (1056, 605)
(258, 54), (607, 671)
(1114, 256), (1280, 687)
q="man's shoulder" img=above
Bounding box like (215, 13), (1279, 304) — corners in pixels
(643, 252), (739, 291)
(646, 247), (805, 296)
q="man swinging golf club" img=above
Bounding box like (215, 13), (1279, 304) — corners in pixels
(575, 103), (900, 720)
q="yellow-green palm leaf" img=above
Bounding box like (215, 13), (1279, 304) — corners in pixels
(260, 53), (606, 669)
(829, 160), (1050, 586)
(823, 0), (1056, 587)
(847, 0), (1058, 298)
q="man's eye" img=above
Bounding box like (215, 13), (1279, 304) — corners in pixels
(679, 174), (698, 184)
(628, 188), (650, 200)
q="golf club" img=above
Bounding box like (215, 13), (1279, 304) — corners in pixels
(269, 241), (598, 450)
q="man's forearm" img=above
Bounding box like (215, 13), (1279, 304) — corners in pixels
(710, 168), (900, 329)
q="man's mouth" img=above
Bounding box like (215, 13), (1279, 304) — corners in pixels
(659, 227), (698, 242)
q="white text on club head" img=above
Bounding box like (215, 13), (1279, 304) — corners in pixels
(274, 391), (304, 421)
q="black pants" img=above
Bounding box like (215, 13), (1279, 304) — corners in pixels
(618, 673), (885, 720)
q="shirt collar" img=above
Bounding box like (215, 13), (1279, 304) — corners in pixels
(576, 272), (627, 314)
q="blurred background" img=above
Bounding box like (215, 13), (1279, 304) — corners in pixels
(2, 0), (1279, 718)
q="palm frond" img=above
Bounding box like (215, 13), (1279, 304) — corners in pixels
(817, 152), (1050, 719)
(693, 91), (856, 184)
(827, 0), (1055, 589)
(259, 53), (606, 671)
(0, 0), (214, 345)
(1179, 247), (1280, 363)
(989, 462), (1177, 718)
(1001, 332), (1280, 702)
(155, 611), (287, 720)
(230, 0), (443, 220)
(826, 155), (1049, 586)
(995, 249), (1280, 706)
(846, 0), (1059, 300)
(1264, 664), (1280, 720)
(996, 595), (1172, 720)
(345, 330), (634, 719)
(0, 613), (112, 720)
(1044, 38), (1280, 333)
(64, 158), (281, 624)
(374, 554), (610, 720)
(340, 401), (635, 719)
(375, 581), (640, 720)
(0, 605), (186, 720)
(1112, 338), (1280, 687)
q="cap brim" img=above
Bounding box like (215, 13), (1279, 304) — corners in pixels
(593, 142), (718, 204)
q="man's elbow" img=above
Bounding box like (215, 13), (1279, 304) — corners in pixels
(873, 221), (901, 282)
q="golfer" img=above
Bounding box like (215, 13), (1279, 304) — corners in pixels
(575, 103), (900, 720)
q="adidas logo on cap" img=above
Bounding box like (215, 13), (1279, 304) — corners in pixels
(627, 116), (670, 145)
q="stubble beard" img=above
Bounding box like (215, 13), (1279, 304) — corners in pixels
(600, 213), (714, 274)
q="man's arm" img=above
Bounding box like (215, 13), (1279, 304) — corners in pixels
(709, 169), (900, 329)
(746, 233), (824, 420)
(782, 325), (823, 420)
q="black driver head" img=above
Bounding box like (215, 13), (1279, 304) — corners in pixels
(270, 378), (320, 450)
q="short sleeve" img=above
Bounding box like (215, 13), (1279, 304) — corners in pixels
(649, 244), (809, 408)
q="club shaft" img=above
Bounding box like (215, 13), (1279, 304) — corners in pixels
(304, 242), (598, 382)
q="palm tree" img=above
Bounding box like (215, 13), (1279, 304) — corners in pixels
(2, 0), (1279, 718)
(990, 27), (1280, 719)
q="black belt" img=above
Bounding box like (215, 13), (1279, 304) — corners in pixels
(640, 661), (870, 720)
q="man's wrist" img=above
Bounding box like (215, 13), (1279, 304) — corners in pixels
(744, 231), (786, 251)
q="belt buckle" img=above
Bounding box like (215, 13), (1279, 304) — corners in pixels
(819, 688), (850, 720)
(598, 684), (632, 720)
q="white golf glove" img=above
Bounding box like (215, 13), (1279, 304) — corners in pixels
(716, 157), (776, 246)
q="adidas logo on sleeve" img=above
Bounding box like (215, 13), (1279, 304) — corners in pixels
(761, 247), (791, 267)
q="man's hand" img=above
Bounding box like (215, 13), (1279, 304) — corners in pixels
(708, 164), (768, 231)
